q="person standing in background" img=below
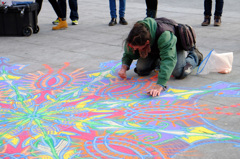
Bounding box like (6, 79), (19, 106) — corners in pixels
(145, 0), (158, 18)
(36, 0), (68, 30)
(108, 0), (128, 26)
(201, 0), (224, 26)
(36, 0), (43, 15)
(52, 0), (79, 25)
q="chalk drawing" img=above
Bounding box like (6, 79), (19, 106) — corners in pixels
(0, 57), (240, 159)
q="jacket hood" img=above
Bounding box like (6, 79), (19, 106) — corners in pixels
(137, 17), (157, 46)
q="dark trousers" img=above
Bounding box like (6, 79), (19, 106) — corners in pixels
(36, 0), (43, 14)
(36, 0), (64, 19)
(58, 0), (79, 21)
(145, 0), (158, 18)
(204, 0), (224, 16)
(49, 0), (64, 18)
(145, 0), (158, 11)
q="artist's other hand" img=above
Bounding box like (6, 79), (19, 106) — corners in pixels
(118, 65), (128, 79)
(118, 68), (127, 79)
(218, 68), (232, 74)
(147, 84), (163, 97)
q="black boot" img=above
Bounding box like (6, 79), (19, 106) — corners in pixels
(109, 18), (117, 26)
(119, 17), (128, 25)
(176, 63), (193, 79)
(146, 9), (157, 18)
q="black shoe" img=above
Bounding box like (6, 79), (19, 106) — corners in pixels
(176, 63), (193, 79)
(146, 9), (157, 18)
(119, 17), (128, 25)
(194, 47), (203, 66)
(109, 18), (117, 26)
(183, 63), (193, 78)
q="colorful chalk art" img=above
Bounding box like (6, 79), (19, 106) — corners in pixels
(0, 57), (240, 159)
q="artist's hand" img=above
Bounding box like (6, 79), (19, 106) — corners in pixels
(218, 68), (232, 74)
(147, 84), (163, 97)
(118, 68), (127, 79)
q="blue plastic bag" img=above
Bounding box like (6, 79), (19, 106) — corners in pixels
(197, 49), (233, 75)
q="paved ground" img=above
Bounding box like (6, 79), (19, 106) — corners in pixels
(1, 0), (240, 159)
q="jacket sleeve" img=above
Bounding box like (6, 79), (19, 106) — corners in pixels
(157, 31), (177, 86)
(121, 43), (140, 69)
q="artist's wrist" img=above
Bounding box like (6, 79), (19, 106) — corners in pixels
(121, 64), (129, 71)
(157, 84), (168, 91)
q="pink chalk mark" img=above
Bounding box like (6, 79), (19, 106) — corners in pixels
(48, 77), (57, 86)
(110, 85), (132, 92)
(0, 103), (13, 109)
(109, 144), (137, 155)
(145, 111), (174, 114)
(4, 131), (30, 154)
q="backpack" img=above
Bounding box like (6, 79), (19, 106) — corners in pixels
(155, 18), (196, 51)
(176, 23), (196, 51)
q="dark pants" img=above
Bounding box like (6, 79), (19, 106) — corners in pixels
(58, 0), (79, 21)
(36, 0), (64, 19)
(204, 0), (224, 16)
(145, 0), (158, 18)
(49, 0), (64, 18)
(145, 0), (158, 11)
(36, 0), (43, 15)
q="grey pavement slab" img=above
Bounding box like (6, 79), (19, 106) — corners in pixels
(0, 0), (240, 159)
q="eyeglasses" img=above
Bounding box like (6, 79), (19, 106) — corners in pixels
(128, 42), (149, 51)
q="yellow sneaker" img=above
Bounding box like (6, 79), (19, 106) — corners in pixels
(72, 20), (78, 25)
(52, 18), (59, 25)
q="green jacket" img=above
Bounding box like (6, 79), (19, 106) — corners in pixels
(122, 17), (177, 86)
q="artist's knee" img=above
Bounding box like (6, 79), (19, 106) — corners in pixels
(134, 67), (152, 76)
(136, 63), (147, 72)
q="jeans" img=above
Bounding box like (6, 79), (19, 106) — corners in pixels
(135, 48), (199, 79)
(204, 0), (224, 16)
(171, 49), (199, 78)
(58, 0), (79, 21)
(109, 0), (126, 18)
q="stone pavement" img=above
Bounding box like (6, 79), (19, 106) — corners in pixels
(0, 0), (240, 159)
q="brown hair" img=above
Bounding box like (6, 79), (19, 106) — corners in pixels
(126, 22), (151, 46)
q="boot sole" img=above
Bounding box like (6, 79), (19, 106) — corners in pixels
(201, 23), (210, 26)
(119, 23), (128, 25)
(109, 23), (117, 26)
(52, 27), (68, 30)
